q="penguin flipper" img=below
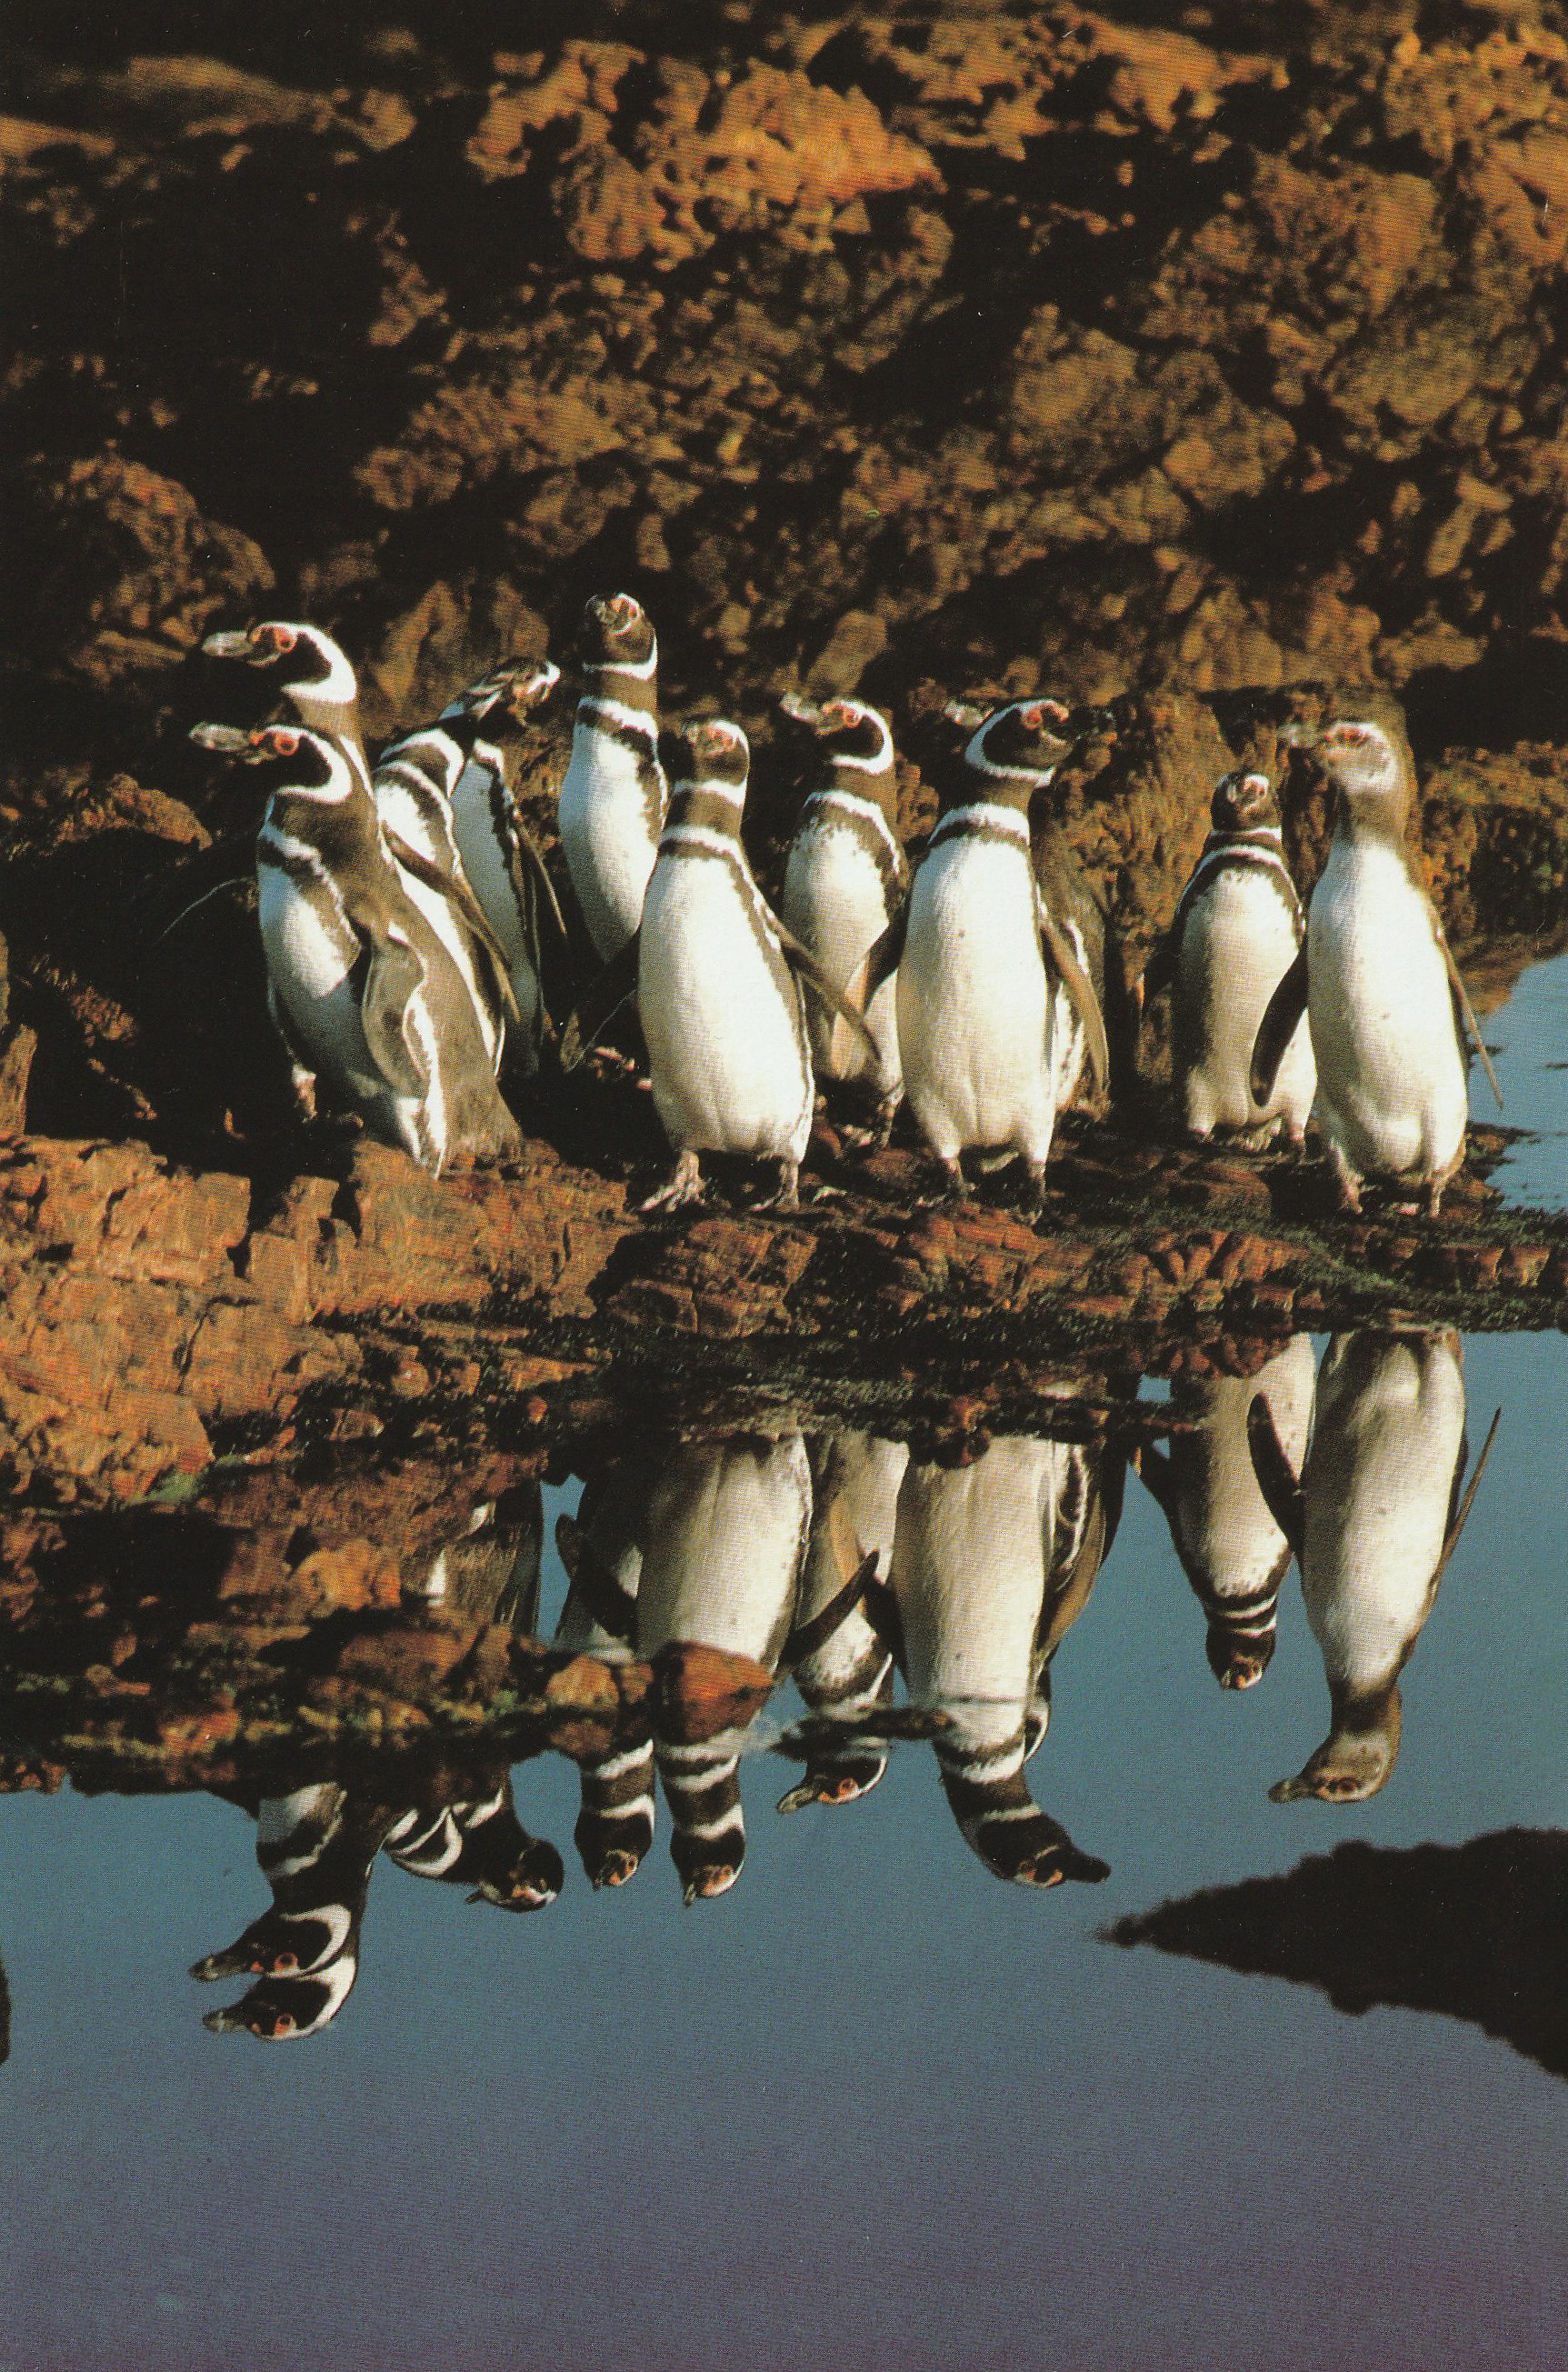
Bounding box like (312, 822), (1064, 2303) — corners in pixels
(770, 918), (882, 1065)
(1250, 946), (1309, 1106)
(385, 830), (522, 1029)
(858, 1572), (906, 1673)
(560, 933), (641, 1071)
(1246, 1392), (1305, 1559)
(512, 820), (571, 949)
(554, 1513), (639, 1643)
(349, 922), (429, 1099)
(1432, 1405), (1501, 1589)
(784, 1549), (878, 1668)
(1437, 928), (1504, 1113)
(848, 903), (909, 1009)
(1039, 908), (1110, 1096)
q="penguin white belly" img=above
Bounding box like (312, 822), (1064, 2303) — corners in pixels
(451, 763), (545, 1047)
(637, 1436), (813, 1666)
(898, 840), (1054, 1161)
(782, 828), (901, 1092)
(892, 1439), (1055, 1753)
(559, 726), (660, 960)
(640, 854), (814, 1162)
(1303, 1334), (1465, 1693)
(1179, 1336), (1316, 1596)
(1308, 843), (1466, 1179)
(1177, 871), (1315, 1136)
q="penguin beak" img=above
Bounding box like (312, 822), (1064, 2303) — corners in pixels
(202, 628), (267, 663)
(778, 690), (824, 727)
(943, 699), (987, 731)
(1277, 721), (1318, 751)
(189, 722), (258, 756)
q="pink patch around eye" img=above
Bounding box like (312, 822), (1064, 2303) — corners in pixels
(270, 626), (297, 654)
(1019, 705), (1044, 728)
(269, 729), (300, 756)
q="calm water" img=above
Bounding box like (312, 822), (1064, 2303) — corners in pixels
(0, 962), (1565, 2372)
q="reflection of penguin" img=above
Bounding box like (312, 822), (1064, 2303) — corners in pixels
(1144, 769), (1314, 1146)
(1138, 1336), (1316, 1689)
(1251, 1329), (1495, 1803)
(1253, 720), (1497, 1212)
(554, 1459), (657, 1889)
(383, 1774), (564, 1913)
(780, 1430), (906, 1813)
(637, 1434), (814, 1902)
(194, 1781), (384, 2041)
(887, 1436), (1112, 1888)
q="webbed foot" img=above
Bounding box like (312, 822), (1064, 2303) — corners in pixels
(639, 1149), (704, 1214)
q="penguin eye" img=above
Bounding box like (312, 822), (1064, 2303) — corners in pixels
(267, 728), (301, 757)
(275, 1953), (299, 1974)
(272, 2014), (296, 2037)
(1019, 704), (1045, 728)
(267, 626), (298, 656)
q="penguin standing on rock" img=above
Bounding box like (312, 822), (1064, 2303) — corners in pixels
(190, 721), (522, 1170)
(1252, 719), (1501, 1213)
(1145, 769), (1315, 1147)
(778, 694), (908, 1145)
(1250, 1328), (1497, 1803)
(566, 719), (879, 1212)
(558, 593), (669, 962)
(863, 700), (1110, 1208)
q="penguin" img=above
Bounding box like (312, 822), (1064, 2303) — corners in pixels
(193, 1781), (386, 2041)
(1144, 769), (1315, 1146)
(440, 660), (568, 1075)
(635, 1431), (814, 1902)
(554, 1456), (659, 1889)
(1249, 1328), (1497, 1803)
(1136, 1335), (1316, 1689)
(777, 694), (908, 1145)
(203, 620), (373, 785)
(557, 593), (669, 962)
(575, 717), (877, 1214)
(864, 700), (1110, 1207)
(1252, 719), (1501, 1214)
(885, 1436), (1112, 1889)
(778, 1429), (907, 1813)
(189, 721), (523, 1170)
(382, 1774), (564, 1913)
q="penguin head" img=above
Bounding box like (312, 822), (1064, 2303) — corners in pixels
(465, 1834), (565, 1914)
(1283, 718), (1410, 831)
(776, 1749), (887, 1813)
(442, 656), (560, 729)
(202, 1961), (357, 2042)
(582, 591), (657, 677)
(1206, 1623), (1277, 1691)
(190, 720), (357, 805)
(1212, 768), (1279, 834)
(203, 621), (358, 713)
(948, 697), (1074, 806)
(780, 692), (895, 784)
(666, 717), (750, 826)
(1270, 1686), (1403, 1803)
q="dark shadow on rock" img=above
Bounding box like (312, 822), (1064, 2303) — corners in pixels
(1106, 1830), (1568, 2078)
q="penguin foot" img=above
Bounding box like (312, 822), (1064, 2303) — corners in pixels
(752, 1158), (801, 1213)
(1425, 1176), (1446, 1218)
(1018, 1160), (1048, 1218)
(640, 1150), (704, 1214)
(924, 1156), (972, 1206)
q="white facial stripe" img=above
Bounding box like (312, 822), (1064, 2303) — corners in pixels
(831, 715), (894, 773)
(580, 696), (658, 737)
(278, 1902), (355, 1970)
(281, 630), (358, 710)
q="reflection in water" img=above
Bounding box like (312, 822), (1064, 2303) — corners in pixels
(1251, 1329), (1496, 1805)
(781, 1431), (904, 1815)
(1109, 1830), (1568, 2079)
(1138, 1336), (1315, 1689)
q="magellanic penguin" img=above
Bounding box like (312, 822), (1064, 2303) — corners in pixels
(778, 694), (909, 1145)
(779, 1429), (908, 1814)
(1252, 719), (1502, 1214)
(864, 701), (1110, 1208)
(189, 721), (523, 1169)
(1250, 1328), (1498, 1803)
(635, 1431), (815, 1903)
(383, 1771), (564, 1914)
(203, 620), (373, 785)
(1136, 1335), (1316, 1689)
(554, 1455), (659, 1889)
(1144, 770), (1316, 1146)
(558, 593), (669, 962)
(193, 1781), (389, 2041)
(883, 1435), (1112, 1890)
(566, 718), (879, 1213)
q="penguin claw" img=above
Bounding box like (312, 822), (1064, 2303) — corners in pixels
(639, 1153), (704, 1215)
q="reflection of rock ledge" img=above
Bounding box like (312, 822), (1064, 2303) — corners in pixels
(1, 1119), (1566, 1506)
(1108, 1832), (1568, 2079)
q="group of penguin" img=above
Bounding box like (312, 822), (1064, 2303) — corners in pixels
(193, 594), (1496, 1216)
(190, 1319), (1492, 2041)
